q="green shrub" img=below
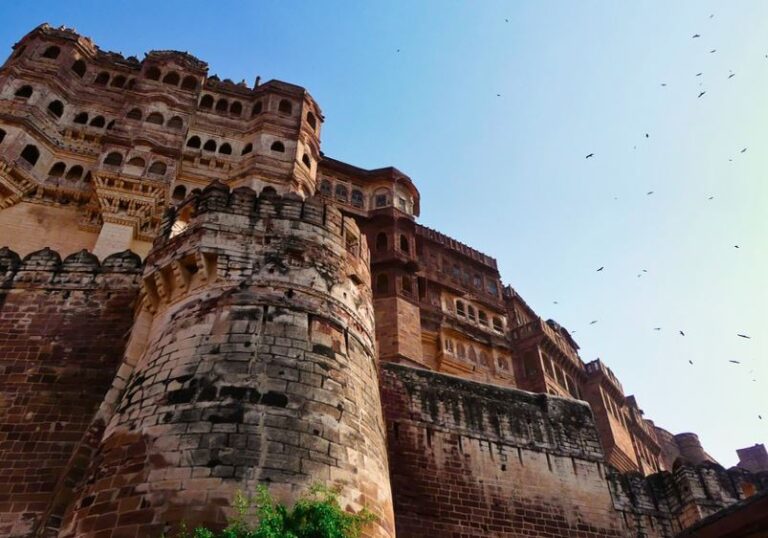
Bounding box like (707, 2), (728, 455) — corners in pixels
(173, 484), (375, 538)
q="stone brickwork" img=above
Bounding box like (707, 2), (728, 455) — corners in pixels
(380, 362), (629, 537)
(0, 246), (142, 537)
(58, 183), (394, 538)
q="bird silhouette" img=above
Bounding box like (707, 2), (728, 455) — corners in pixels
(553, 301), (558, 304)
(760, 415), (763, 420)
(661, 83), (668, 87)
(741, 147), (747, 153)
(590, 320), (598, 325)
(710, 49), (716, 53)
(496, 93), (501, 97)
(729, 360), (741, 364)
(596, 266), (604, 271)
(698, 91), (706, 98)
(505, 18), (509, 22)
(642, 269), (648, 273)
(692, 34), (701, 38)
(647, 191), (654, 195)
(679, 330), (685, 336)
(645, 133), (649, 138)
(737, 334), (751, 339)
(688, 360), (693, 365)
(728, 73), (735, 79)
(654, 327), (662, 331)
(734, 245), (740, 249)
(708, 196), (714, 200)
(696, 72), (703, 76)
(586, 153), (594, 159)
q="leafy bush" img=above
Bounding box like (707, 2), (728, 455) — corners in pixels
(174, 484), (375, 538)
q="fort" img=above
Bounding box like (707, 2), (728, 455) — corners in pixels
(0, 24), (765, 537)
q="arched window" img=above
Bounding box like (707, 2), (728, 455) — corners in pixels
(376, 274), (389, 294)
(457, 343), (466, 359)
(374, 189), (389, 208)
(400, 235), (409, 253)
(126, 108), (142, 120)
(241, 143), (253, 155)
(402, 276), (413, 295)
(73, 112), (89, 125)
(351, 189), (364, 208)
(126, 78), (136, 90)
(270, 141), (285, 153)
(71, 60), (86, 78)
(0, 129), (5, 145)
(146, 112), (164, 125)
(199, 95), (214, 109)
(21, 145), (40, 166)
(83, 171), (92, 183)
(215, 99), (228, 112)
(127, 156), (145, 168)
(89, 116), (106, 128)
(162, 72), (180, 86)
(181, 76), (197, 91)
(167, 116), (184, 130)
(307, 111), (317, 130)
(376, 233), (388, 252)
(104, 152), (123, 166)
(278, 99), (293, 114)
(335, 184), (348, 201)
(145, 66), (161, 80)
(111, 75), (127, 88)
(319, 180), (332, 196)
(65, 165), (83, 181)
(203, 139), (217, 152)
(497, 357), (508, 371)
(47, 100), (64, 118)
(48, 162), (66, 178)
(468, 347), (478, 364)
(301, 154), (311, 168)
(94, 72), (110, 86)
(42, 46), (60, 59)
(106, 120), (115, 130)
(492, 317), (503, 332)
(467, 305), (476, 322)
(149, 161), (167, 175)
(186, 136), (201, 149)
(261, 186), (277, 196)
(172, 184), (187, 201)
(230, 101), (242, 116)
(456, 300), (466, 317)
(478, 311), (488, 326)
(14, 85), (33, 99)
(252, 101), (263, 116)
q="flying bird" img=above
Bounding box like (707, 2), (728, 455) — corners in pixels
(586, 153), (594, 159)
(737, 334), (751, 339)
(741, 147), (747, 153)
(696, 72), (703, 76)
(642, 269), (648, 273)
(661, 83), (667, 87)
(734, 245), (740, 249)
(496, 93), (501, 97)
(692, 34), (700, 38)
(596, 266), (604, 271)
(729, 360), (741, 364)
(654, 327), (662, 331)
(709, 14), (714, 18)
(589, 320), (598, 325)
(679, 330), (685, 336)
(728, 73), (735, 79)
(760, 415), (763, 420)
(708, 196), (714, 200)
(647, 191), (654, 195)
(688, 360), (693, 365)
(710, 49), (716, 53)
(553, 301), (558, 304)
(645, 133), (649, 138)
(698, 91), (706, 98)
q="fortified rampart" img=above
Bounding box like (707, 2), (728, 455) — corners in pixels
(0, 247), (142, 537)
(55, 182), (394, 537)
(380, 363), (627, 537)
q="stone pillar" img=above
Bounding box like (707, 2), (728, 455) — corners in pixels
(61, 183), (394, 538)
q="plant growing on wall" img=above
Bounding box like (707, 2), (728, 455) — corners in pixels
(174, 484), (375, 538)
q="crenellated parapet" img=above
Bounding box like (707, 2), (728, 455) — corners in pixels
(0, 245), (142, 289)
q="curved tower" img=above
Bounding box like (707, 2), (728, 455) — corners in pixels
(61, 182), (394, 537)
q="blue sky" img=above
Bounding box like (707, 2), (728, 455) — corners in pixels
(1, 1), (765, 466)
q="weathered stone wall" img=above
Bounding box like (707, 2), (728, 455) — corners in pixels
(0, 246), (141, 537)
(60, 183), (394, 538)
(608, 462), (768, 537)
(380, 362), (628, 537)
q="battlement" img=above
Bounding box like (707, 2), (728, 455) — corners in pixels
(0, 245), (141, 288)
(415, 223), (497, 269)
(158, 182), (369, 263)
